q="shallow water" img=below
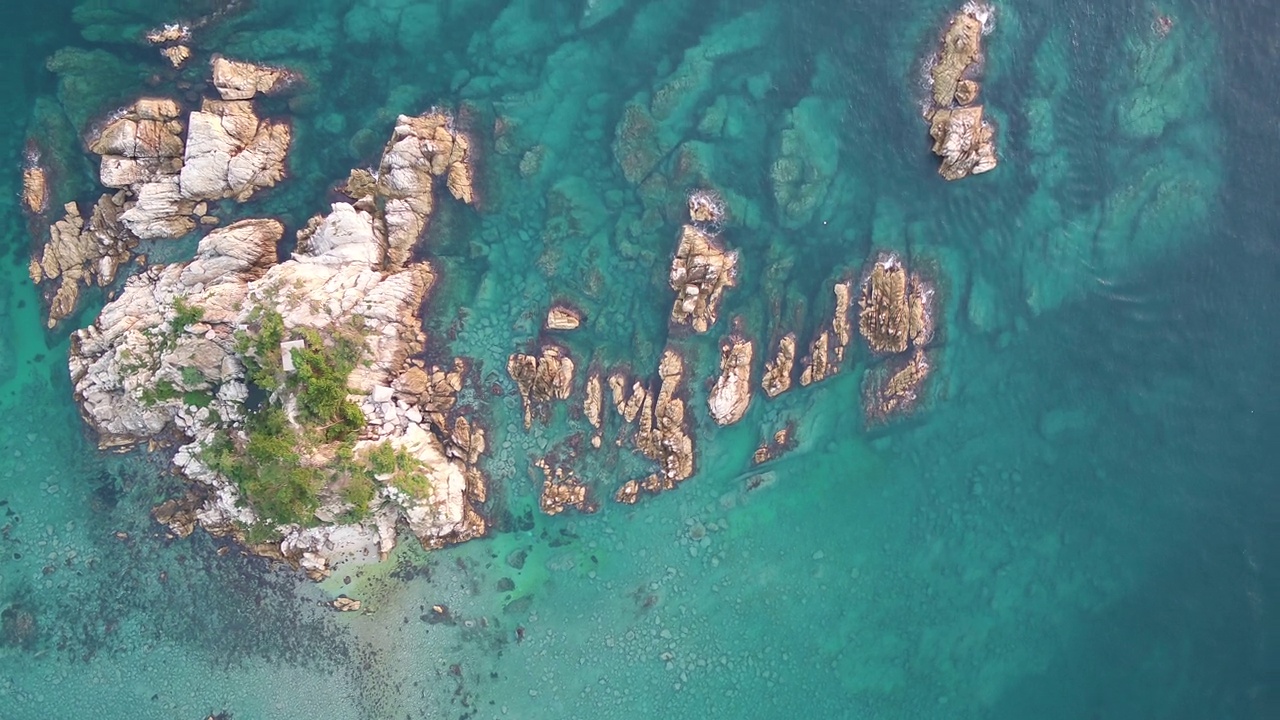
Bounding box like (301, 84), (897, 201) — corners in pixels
(2, 0), (1279, 718)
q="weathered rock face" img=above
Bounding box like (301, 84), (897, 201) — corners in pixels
(762, 333), (796, 398)
(858, 255), (910, 354)
(626, 349), (695, 501)
(929, 105), (998, 181)
(930, 11), (984, 107)
(70, 218), (283, 447)
(545, 304), (582, 331)
(211, 57), (297, 101)
(22, 164), (48, 215)
(858, 253), (934, 354)
(507, 345), (574, 429)
(924, 3), (997, 180)
(669, 225), (738, 333)
(343, 113), (476, 268)
(180, 98), (291, 203)
(708, 334), (753, 426)
(583, 372), (603, 447)
(90, 97), (196, 239)
(70, 198), (488, 573)
(864, 348), (933, 423)
(29, 196), (137, 328)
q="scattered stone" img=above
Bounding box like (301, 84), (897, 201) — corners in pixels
(537, 459), (596, 516)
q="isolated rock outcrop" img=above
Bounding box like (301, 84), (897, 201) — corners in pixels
(923, 3), (998, 180)
(761, 333), (796, 398)
(708, 334), (753, 425)
(669, 225), (738, 332)
(507, 345), (575, 429)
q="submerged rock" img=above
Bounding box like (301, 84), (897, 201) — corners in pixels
(22, 164), (48, 215)
(537, 460), (596, 516)
(708, 333), (753, 426)
(211, 56), (298, 101)
(668, 225), (738, 333)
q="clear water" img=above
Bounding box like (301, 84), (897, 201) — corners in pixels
(2, 0), (1279, 718)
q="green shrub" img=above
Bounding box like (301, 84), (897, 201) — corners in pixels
(180, 366), (204, 387)
(340, 473), (377, 520)
(171, 297), (204, 334)
(140, 379), (181, 405)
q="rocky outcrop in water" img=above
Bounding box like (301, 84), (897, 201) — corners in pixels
(507, 345), (575, 429)
(211, 57), (298, 101)
(179, 98), (292, 203)
(761, 333), (796, 398)
(612, 349), (695, 504)
(669, 225), (738, 333)
(68, 112), (488, 577)
(545, 304), (582, 331)
(859, 253), (934, 355)
(708, 333), (753, 426)
(924, 3), (998, 181)
(858, 252), (937, 423)
(90, 97), (196, 239)
(28, 195), (136, 328)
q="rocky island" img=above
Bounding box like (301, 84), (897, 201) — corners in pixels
(925, 2), (998, 180)
(67, 108), (485, 578)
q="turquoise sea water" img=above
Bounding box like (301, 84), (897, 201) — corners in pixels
(2, 0), (1279, 718)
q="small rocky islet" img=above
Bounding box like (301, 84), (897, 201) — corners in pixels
(21, 8), (977, 575)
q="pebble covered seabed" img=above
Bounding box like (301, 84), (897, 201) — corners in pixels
(3, 0), (1280, 718)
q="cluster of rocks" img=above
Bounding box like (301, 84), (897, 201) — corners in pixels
(507, 345), (575, 429)
(799, 280), (855, 387)
(536, 459), (596, 516)
(858, 253), (937, 423)
(668, 224), (738, 333)
(752, 424), (795, 465)
(343, 112), (475, 267)
(27, 196), (136, 328)
(611, 350), (695, 504)
(925, 3), (998, 180)
(145, 23), (192, 68)
(29, 57), (296, 327)
(68, 110), (486, 577)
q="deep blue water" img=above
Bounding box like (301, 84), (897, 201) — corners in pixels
(1, 0), (1279, 718)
